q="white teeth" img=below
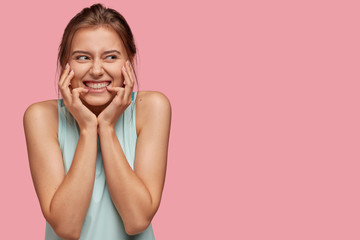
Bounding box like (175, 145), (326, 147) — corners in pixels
(86, 82), (109, 89)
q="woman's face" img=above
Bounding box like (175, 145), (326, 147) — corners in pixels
(69, 26), (129, 107)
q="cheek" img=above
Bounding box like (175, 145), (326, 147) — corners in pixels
(69, 64), (87, 85)
(106, 65), (124, 80)
(115, 71), (124, 80)
(70, 74), (82, 86)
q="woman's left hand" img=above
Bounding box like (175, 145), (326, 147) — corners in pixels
(97, 60), (134, 130)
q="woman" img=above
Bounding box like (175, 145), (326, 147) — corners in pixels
(23, 4), (171, 240)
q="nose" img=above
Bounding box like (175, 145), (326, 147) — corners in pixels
(89, 59), (104, 78)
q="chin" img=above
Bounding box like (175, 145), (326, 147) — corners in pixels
(81, 93), (114, 108)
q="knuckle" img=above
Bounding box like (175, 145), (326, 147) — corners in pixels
(117, 89), (125, 96)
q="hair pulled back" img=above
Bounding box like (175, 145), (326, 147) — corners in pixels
(57, 3), (138, 85)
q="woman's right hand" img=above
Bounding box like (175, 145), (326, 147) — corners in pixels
(58, 64), (98, 131)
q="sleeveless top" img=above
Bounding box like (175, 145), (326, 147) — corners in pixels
(45, 92), (155, 240)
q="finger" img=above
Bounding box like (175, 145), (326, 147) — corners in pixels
(122, 65), (133, 103)
(59, 63), (71, 86)
(72, 87), (89, 98)
(122, 64), (133, 87)
(108, 86), (125, 106)
(106, 86), (123, 92)
(126, 60), (135, 86)
(61, 69), (74, 89)
(123, 83), (133, 105)
(59, 69), (74, 101)
(71, 87), (88, 104)
(106, 86), (125, 98)
(124, 64), (134, 87)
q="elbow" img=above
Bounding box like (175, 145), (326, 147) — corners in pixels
(42, 206), (83, 240)
(125, 219), (151, 236)
(49, 221), (82, 240)
(53, 225), (81, 240)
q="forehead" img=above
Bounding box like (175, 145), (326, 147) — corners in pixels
(71, 26), (125, 52)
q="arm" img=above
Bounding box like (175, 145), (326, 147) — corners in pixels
(98, 91), (171, 235)
(24, 65), (99, 240)
(23, 101), (98, 240)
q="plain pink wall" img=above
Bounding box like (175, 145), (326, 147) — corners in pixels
(1, 0), (359, 239)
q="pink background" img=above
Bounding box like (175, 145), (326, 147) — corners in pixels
(1, 0), (359, 239)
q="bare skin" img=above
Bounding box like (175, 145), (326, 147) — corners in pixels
(23, 27), (171, 239)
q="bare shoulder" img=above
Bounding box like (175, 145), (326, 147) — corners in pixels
(23, 100), (59, 136)
(136, 91), (171, 109)
(135, 91), (172, 135)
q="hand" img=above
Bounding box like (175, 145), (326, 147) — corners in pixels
(97, 60), (135, 130)
(58, 64), (98, 131)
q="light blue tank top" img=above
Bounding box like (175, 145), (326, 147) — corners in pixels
(45, 92), (155, 240)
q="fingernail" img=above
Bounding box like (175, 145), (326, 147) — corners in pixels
(122, 66), (126, 71)
(70, 70), (74, 74)
(65, 63), (69, 69)
(126, 60), (130, 67)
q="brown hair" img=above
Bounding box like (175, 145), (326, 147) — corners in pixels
(57, 3), (139, 90)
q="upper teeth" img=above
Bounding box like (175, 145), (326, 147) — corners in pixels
(86, 82), (109, 89)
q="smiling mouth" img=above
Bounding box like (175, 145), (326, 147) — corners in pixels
(83, 81), (111, 89)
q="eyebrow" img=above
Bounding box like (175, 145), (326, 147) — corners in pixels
(71, 50), (122, 56)
(104, 50), (122, 55)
